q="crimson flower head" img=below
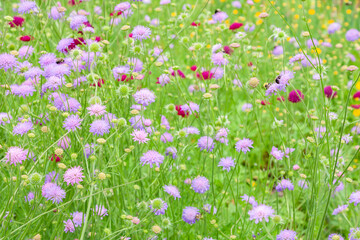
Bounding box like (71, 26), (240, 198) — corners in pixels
(191, 22), (200, 27)
(324, 86), (337, 99)
(196, 71), (213, 80)
(353, 91), (360, 99)
(288, 90), (304, 103)
(20, 35), (34, 42)
(171, 69), (186, 78)
(91, 79), (105, 87)
(50, 154), (62, 162)
(9, 16), (24, 27)
(229, 22), (243, 30)
(176, 105), (189, 118)
(68, 0), (82, 6)
(261, 100), (270, 105)
(223, 46), (233, 55)
(190, 65), (197, 71)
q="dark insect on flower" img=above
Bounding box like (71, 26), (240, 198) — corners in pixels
(56, 58), (65, 64)
(275, 75), (281, 84)
(345, 1), (353, 5)
(263, 83), (272, 90)
(214, 9), (221, 14)
(195, 213), (202, 220)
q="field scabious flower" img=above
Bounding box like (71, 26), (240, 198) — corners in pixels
(93, 205), (108, 219)
(164, 185), (181, 199)
(182, 207), (200, 224)
(71, 212), (85, 227)
(349, 191), (360, 206)
(149, 198), (168, 215)
(211, 52), (229, 66)
(131, 25), (151, 40)
(332, 204), (348, 215)
(218, 157), (235, 172)
(87, 104), (106, 116)
(276, 230), (297, 240)
(63, 219), (75, 233)
(42, 183), (66, 203)
(140, 150), (164, 168)
(248, 204), (275, 224)
(0, 53), (18, 72)
(345, 29), (360, 42)
(13, 121), (33, 136)
(328, 233), (344, 240)
(133, 88), (156, 106)
(90, 120), (110, 136)
(241, 194), (258, 207)
(131, 129), (149, 144)
(275, 179), (294, 192)
(191, 176), (210, 194)
(160, 132), (173, 143)
(198, 136), (215, 152)
(63, 115), (82, 131)
(63, 166), (84, 185)
(235, 138), (253, 154)
(271, 147), (284, 160)
(349, 228), (360, 240)
(5, 147), (27, 166)
(165, 147), (177, 159)
(18, 1), (39, 14)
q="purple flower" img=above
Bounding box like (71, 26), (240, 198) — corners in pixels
(165, 147), (177, 159)
(0, 53), (18, 72)
(203, 204), (217, 214)
(70, 15), (88, 30)
(93, 205), (108, 219)
(271, 147), (284, 160)
(5, 147), (27, 166)
(349, 191), (360, 206)
(63, 166), (84, 186)
(215, 128), (229, 145)
(276, 230), (297, 240)
(328, 234), (344, 240)
(63, 115), (82, 131)
(140, 150), (164, 168)
(13, 121), (33, 136)
(346, 29), (360, 42)
(25, 192), (34, 202)
(131, 129), (149, 144)
(128, 57), (143, 72)
(45, 171), (59, 184)
(218, 157), (235, 172)
(18, 1), (38, 14)
(0, 112), (11, 125)
(87, 104), (106, 116)
(71, 212), (85, 227)
(275, 179), (294, 192)
(248, 204), (275, 224)
(242, 103), (253, 111)
(181, 102), (199, 115)
(241, 194), (258, 207)
(298, 180), (308, 189)
(57, 38), (75, 54)
(265, 83), (286, 96)
(328, 22), (341, 34)
(164, 185), (181, 199)
(198, 136), (215, 152)
(332, 204), (348, 215)
(39, 53), (57, 68)
(132, 25), (152, 41)
(235, 138), (253, 154)
(182, 207), (200, 224)
(349, 228), (360, 240)
(212, 11), (228, 23)
(49, 3), (65, 20)
(191, 176), (210, 194)
(18, 46), (34, 59)
(273, 46), (283, 55)
(89, 120), (110, 136)
(133, 88), (156, 106)
(63, 219), (75, 233)
(149, 198), (168, 215)
(42, 183), (66, 204)
(211, 52), (229, 66)
(158, 74), (170, 86)
(160, 132), (173, 143)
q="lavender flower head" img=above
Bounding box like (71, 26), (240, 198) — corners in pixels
(133, 88), (156, 106)
(140, 150), (164, 168)
(191, 176), (210, 194)
(349, 191), (360, 206)
(198, 136), (215, 152)
(275, 179), (294, 192)
(182, 207), (200, 224)
(149, 198), (168, 215)
(164, 185), (181, 199)
(276, 230), (297, 240)
(235, 138), (253, 154)
(218, 157), (235, 172)
(248, 204), (275, 224)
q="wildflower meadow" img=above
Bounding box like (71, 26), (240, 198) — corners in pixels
(1, 0), (360, 239)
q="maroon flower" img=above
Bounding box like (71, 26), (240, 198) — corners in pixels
(68, 0), (82, 6)
(261, 100), (270, 105)
(324, 86), (337, 99)
(50, 154), (62, 162)
(196, 71), (213, 80)
(351, 104), (360, 109)
(9, 16), (24, 27)
(191, 22), (201, 27)
(277, 96), (285, 102)
(353, 91), (360, 99)
(171, 70), (186, 79)
(176, 105), (189, 118)
(223, 46), (233, 55)
(20, 35), (34, 42)
(288, 90), (304, 103)
(229, 22), (243, 30)
(91, 79), (105, 87)
(190, 65), (197, 71)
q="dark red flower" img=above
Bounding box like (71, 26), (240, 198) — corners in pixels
(351, 104), (360, 109)
(20, 35), (34, 42)
(190, 65), (197, 71)
(110, 11), (122, 17)
(223, 46), (233, 55)
(176, 105), (189, 118)
(248, 62), (253, 67)
(129, 33), (133, 38)
(118, 75), (133, 82)
(261, 100), (270, 105)
(196, 71), (213, 80)
(9, 16), (24, 27)
(277, 96), (285, 102)
(68, 0), (82, 6)
(95, 36), (102, 42)
(191, 22), (201, 27)
(229, 22), (243, 30)
(288, 90), (304, 103)
(50, 154), (61, 162)
(324, 86), (337, 99)
(171, 70), (186, 79)
(353, 91), (360, 99)
(91, 79), (105, 87)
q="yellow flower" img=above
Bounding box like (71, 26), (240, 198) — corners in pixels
(233, 10), (238, 15)
(346, 9), (352, 14)
(353, 109), (360, 117)
(308, 9), (315, 15)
